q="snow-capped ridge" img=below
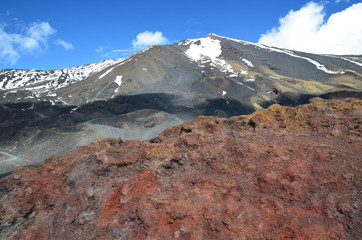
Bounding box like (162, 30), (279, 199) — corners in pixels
(0, 58), (124, 91)
(186, 33), (338, 75)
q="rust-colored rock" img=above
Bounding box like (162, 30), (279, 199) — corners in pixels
(0, 98), (361, 239)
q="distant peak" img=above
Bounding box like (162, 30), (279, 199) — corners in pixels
(205, 33), (238, 41)
(205, 33), (224, 39)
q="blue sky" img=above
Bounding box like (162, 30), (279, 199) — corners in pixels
(0, 0), (361, 70)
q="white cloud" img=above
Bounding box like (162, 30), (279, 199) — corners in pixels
(258, 2), (362, 55)
(100, 31), (171, 59)
(335, 0), (349, 3)
(0, 27), (20, 65)
(56, 39), (74, 50)
(27, 22), (55, 43)
(21, 37), (39, 50)
(0, 21), (73, 65)
(132, 31), (170, 48)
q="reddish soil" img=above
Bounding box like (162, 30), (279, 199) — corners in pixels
(0, 98), (361, 239)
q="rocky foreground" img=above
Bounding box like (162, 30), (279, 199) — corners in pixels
(0, 98), (361, 239)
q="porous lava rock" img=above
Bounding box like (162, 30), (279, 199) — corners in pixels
(0, 98), (361, 239)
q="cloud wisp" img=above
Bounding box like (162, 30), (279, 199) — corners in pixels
(258, 2), (362, 55)
(56, 39), (74, 50)
(0, 21), (73, 65)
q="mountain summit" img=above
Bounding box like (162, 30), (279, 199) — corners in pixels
(1, 34), (361, 106)
(0, 34), (361, 175)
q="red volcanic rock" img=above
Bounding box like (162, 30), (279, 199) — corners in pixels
(0, 98), (361, 239)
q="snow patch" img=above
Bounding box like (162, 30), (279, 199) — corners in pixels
(236, 82), (255, 91)
(183, 36), (240, 77)
(245, 85), (255, 91)
(242, 58), (254, 67)
(340, 57), (362, 67)
(113, 75), (123, 94)
(98, 67), (114, 79)
(214, 58), (238, 76)
(114, 76), (123, 86)
(185, 37), (222, 63)
(70, 106), (79, 113)
(57, 97), (69, 106)
(179, 39), (194, 46)
(253, 45), (337, 74)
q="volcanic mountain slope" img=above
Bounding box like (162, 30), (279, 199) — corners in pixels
(0, 33), (361, 176)
(1, 33), (361, 107)
(0, 98), (361, 239)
